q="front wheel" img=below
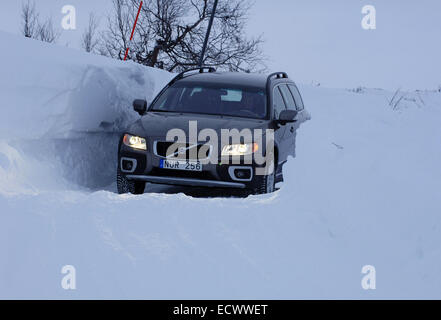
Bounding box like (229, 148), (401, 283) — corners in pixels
(117, 169), (145, 194)
(252, 159), (276, 195)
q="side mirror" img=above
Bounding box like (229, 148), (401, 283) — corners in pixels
(278, 110), (297, 123)
(133, 99), (147, 115)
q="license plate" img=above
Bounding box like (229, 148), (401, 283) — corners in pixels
(160, 159), (202, 171)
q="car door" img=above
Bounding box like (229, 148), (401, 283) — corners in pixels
(279, 84), (300, 157)
(272, 85), (290, 164)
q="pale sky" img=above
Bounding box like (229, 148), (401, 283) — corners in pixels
(1, 0), (440, 90)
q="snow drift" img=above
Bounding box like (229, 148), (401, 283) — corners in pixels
(1, 31), (441, 299)
(0, 31), (172, 192)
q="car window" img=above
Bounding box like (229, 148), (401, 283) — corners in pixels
(279, 85), (296, 111)
(150, 82), (268, 119)
(221, 89), (242, 102)
(273, 86), (287, 118)
(288, 84), (304, 111)
(190, 87), (203, 96)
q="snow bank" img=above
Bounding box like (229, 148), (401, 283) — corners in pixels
(1, 31), (441, 299)
(0, 31), (172, 191)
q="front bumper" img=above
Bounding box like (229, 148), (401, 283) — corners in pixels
(125, 175), (246, 188)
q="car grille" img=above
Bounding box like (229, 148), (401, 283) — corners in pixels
(154, 141), (211, 160)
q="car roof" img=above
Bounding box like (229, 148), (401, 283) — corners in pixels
(178, 71), (270, 88)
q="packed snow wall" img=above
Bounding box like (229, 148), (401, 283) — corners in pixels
(0, 31), (173, 192)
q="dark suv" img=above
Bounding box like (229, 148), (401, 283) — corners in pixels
(117, 67), (310, 195)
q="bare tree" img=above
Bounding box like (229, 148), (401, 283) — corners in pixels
(20, 0), (60, 43)
(98, 0), (134, 59)
(37, 18), (60, 43)
(82, 13), (100, 53)
(100, 0), (265, 72)
(21, 0), (39, 38)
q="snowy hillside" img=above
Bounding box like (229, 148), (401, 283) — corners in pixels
(1, 31), (440, 299)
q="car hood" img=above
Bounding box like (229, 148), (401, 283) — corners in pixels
(128, 112), (270, 139)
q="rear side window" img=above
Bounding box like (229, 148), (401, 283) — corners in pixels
(279, 85), (296, 111)
(273, 87), (287, 118)
(288, 84), (304, 110)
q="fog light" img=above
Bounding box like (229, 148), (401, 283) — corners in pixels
(228, 166), (253, 181)
(121, 158), (137, 173)
(234, 169), (251, 180)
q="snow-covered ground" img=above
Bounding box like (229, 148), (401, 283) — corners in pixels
(1, 31), (440, 299)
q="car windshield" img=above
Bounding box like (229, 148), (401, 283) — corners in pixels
(149, 82), (267, 119)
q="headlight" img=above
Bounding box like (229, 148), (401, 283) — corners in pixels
(123, 134), (147, 150)
(221, 143), (258, 156)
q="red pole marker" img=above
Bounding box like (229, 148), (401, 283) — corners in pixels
(124, 1), (143, 61)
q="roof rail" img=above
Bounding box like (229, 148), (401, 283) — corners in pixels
(267, 72), (289, 82)
(169, 66), (216, 85)
(266, 72), (289, 92)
